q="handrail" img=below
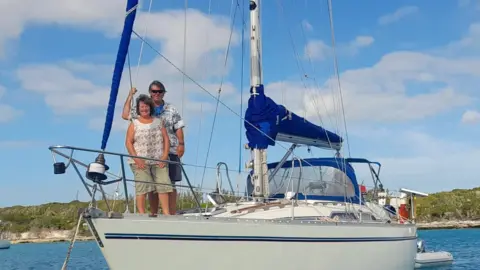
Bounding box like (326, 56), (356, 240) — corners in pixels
(215, 162), (235, 195)
(49, 145), (203, 214)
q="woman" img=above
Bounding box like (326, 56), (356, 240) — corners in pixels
(125, 94), (173, 215)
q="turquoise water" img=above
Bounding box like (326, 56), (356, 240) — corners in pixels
(0, 229), (478, 269)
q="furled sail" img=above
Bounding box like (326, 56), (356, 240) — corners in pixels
(101, 0), (139, 150)
(244, 84), (343, 150)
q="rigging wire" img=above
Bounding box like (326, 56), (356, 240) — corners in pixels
(128, 0), (154, 119)
(326, 0), (351, 157)
(298, 9), (336, 131)
(273, 0), (355, 211)
(182, 0), (188, 117)
(129, 1), (329, 178)
(238, 0), (246, 174)
(135, 0), (153, 85)
(200, 0), (240, 190)
(274, 0), (340, 174)
(324, 0), (354, 213)
(131, 29), (321, 173)
(201, 0), (214, 80)
(193, 104), (204, 182)
(274, 0), (337, 150)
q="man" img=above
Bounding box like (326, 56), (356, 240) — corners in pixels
(122, 80), (185, 215)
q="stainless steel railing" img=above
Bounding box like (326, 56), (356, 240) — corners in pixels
(49, 145), (202, 214)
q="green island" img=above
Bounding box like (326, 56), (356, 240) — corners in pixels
(1, 187), (479, 244)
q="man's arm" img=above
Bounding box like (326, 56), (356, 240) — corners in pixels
(161, 123), (170, 160)
(121, 87), (137, 120)
(176, 128), (184, 145)
(172, 106), (186, 158)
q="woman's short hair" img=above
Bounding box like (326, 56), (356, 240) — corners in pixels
(135, 94), (155, 116)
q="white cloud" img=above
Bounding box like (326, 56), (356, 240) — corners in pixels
(304, 40), (330, 61)
(13, 5), (240, 129)
(365, 130), (480, 192)
(458, 0), (480, 9)
(0, 1), (240, 67)
(378, 6), (419, 25)
(296, 22), (480, 126)
(0, 0), (125, 56)
(304, 35), (375, 61)
(437, 23), (480, 57)
(266, 51), (474, 124)
(461, 110), (480, 124)
(0, 85), (22, 122)
(0, 105), (20, 123)
(344, 36), (375, 55)
(16, 63), (110, 113)
(276, 21), (480, 125)
(301, 19), (313, 32)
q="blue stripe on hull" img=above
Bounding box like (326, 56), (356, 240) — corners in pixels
(104, 233), (417, 243)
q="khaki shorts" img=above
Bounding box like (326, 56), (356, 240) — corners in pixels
(130, 164), (174, 195)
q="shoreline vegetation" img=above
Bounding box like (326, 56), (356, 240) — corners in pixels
(1, 187), (479, 245)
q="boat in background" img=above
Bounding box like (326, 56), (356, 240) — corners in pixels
(415, 239), (454, 268)
(0, 220), (11, 250)
(0, 240), (10, 250)
(366, 183), (455, 268)
(49, 0), (418, 269)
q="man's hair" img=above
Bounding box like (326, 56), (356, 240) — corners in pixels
(135, 94), (155, 116)
(148, 80), (166, 92)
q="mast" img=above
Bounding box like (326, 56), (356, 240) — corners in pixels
(249, 0), (269, 199)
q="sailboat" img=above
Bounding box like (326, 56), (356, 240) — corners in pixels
(49, 0), (418, 269)
(0, 221), (11, 250)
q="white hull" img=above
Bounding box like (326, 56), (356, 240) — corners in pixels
(415, 251), (454, 268)
(0, 240), (11, 249)
(86, 211), (417, 270)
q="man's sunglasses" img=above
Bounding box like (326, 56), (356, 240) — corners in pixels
(150, 90), (165, 94)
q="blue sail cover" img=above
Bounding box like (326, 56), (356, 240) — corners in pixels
(100, 0), (138, 150)
(244, 84), (343, 150)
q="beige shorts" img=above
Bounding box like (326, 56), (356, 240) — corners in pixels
(130, 164), (173, 195)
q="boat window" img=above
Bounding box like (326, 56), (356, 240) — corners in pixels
(268, 165), (355, 198)
(360, 212), (377, 221)
(330, 212), (357, 221)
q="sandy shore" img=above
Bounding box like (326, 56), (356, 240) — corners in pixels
(10, 236), (94, 244)
(417, 220), (480, 230)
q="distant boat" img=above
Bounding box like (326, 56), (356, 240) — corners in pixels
(0, 240), (10, 250)
(0, 220), (11, 249)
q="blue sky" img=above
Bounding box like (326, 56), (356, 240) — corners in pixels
(0, 0), (479, 207)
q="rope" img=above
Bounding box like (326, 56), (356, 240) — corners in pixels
(61, 213), (84, 270)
